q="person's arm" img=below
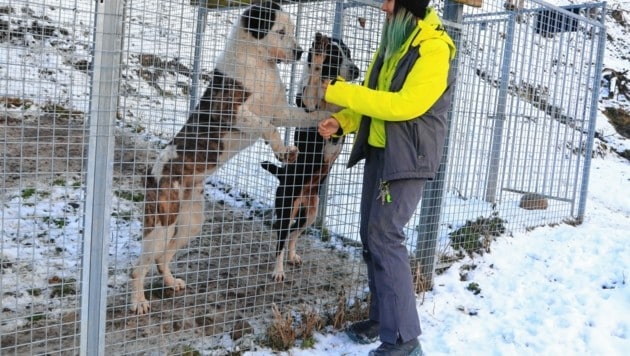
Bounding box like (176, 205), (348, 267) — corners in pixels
(325, 38), (451, 122)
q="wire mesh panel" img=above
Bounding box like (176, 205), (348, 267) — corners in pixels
(439, 0), (605, 270)
(107, 1), (378, 354)
(0, 0), (605, 354)
(0, 0), (96, 354)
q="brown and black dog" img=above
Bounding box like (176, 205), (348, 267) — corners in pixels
(262, 32), (360, 281)
(130, 3), (330, 315)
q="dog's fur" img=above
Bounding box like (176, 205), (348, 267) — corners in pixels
(130, 2), (330, 315)
(261, 33), (360, 281)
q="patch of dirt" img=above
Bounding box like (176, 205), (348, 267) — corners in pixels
(1, 198), (365, 354)
(103, 203), (364, 354)
(0, 109), (159, 194)
(1, 112), (87, 189)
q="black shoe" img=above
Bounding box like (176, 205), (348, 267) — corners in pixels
(346, 319), (380, 344)
(368, 338), (422, 356)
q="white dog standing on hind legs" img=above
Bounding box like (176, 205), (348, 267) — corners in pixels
(129, 1), (330, 315)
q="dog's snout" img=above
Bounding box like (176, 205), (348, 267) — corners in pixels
(294, 46), (304, 61)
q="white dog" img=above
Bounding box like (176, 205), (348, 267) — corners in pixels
(130, 1), (329, 315)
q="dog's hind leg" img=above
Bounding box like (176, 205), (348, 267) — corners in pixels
(155, 184), (205, 292)
(271, 217), (292, 282)
(130, 222), (176, 315)
(272, 244), (287, 282)
(271, 191), (295, 282)
(271, 195), (318, 282)
(271, 213), (310, 282)
(287, 195), (319, 266)
(131, 173), (185, 314)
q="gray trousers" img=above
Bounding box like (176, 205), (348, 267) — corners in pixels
(360, 147), (425, 344)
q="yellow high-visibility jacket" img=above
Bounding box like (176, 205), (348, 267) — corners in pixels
(324, 8), (457, 180)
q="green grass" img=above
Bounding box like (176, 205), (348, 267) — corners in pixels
(29, 313), (46, 323)
(181, 345), (201, 356)
(466, 282), (481, 295)
(49, 277), (77, 298)
(115, 190), (144, 202)
(449, 213), (507, 257)
(42, 216), (67, 228)
(21, 188), (37, 199)
(26, 288), (42, 297)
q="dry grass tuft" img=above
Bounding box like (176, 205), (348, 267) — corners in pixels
(345, 295), (370, 323)
(413, 261), (431, 299)
(298, 305), (323, 340)
(298, 305), (323, 349)
(266, 303), (296, 351)
(331, 292), (346, 330)
(329, 290), (370, 330)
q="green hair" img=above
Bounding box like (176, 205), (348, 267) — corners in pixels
(379, 8), (417, 62)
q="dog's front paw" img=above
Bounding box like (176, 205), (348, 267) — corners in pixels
(277, 145), (299, 163)
(272, 269), (285, 282)
(172, 278), (186, 292)
(288, 253), (302, 266)
(130, 294), (151, 315)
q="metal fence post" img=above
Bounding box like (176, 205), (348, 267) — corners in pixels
(189, 6), (208, 113)
(315, 0), (345, 227)
(414, 2), (463, 289)
(332, 0), (345, 40)
(81, 0), (124, 355)
(577, 8), (607, 222)
(484, 12), (516, 203)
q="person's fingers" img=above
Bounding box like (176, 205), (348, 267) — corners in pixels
(322, 118), (337, 129)
(318, 118), (336, 139)
(317, 126), (330, 139)
(318, 117), (339, 138)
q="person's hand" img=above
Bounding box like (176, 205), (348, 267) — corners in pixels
(318, 117), (340, 140)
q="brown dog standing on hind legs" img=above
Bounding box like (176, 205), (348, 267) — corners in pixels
(261, 32), (360, 282)
(130, 2), (330, 315)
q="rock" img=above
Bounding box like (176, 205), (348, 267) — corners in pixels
(519, 193), (548, 210)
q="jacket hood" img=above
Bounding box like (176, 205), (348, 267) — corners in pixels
(412, 8), (457, 60)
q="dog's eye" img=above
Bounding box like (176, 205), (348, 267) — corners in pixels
(277, 29), (286, 37)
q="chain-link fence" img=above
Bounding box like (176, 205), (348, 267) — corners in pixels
(0, 0), (605, 354)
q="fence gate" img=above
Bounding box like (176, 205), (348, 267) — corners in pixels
(439, 1), (606, 249)
(0, 0), (606, 355)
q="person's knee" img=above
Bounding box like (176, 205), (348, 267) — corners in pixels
(367, 219), (404, 246)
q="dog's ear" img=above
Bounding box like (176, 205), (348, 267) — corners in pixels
(312, 32), (328, 54)
(241, 1), (281, 39)
(314, 32), (323, 45)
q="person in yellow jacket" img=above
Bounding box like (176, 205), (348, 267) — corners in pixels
(318, 0), (456, 355)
